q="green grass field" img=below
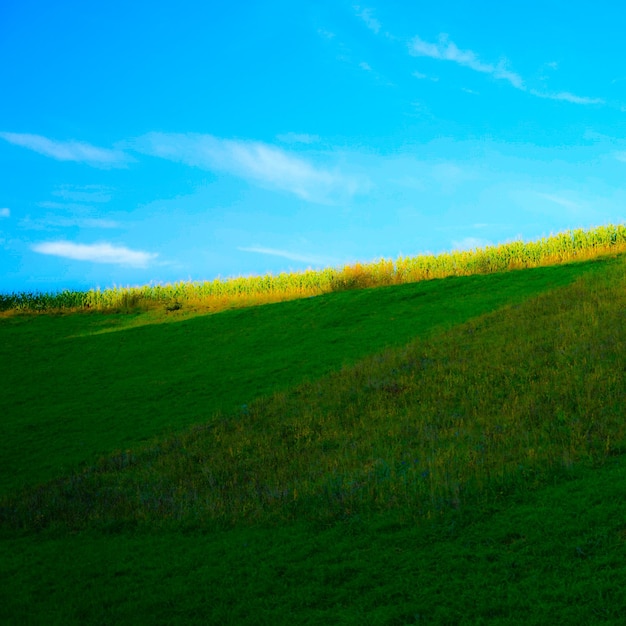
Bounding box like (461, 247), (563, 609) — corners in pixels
(2, 236), (626, 624)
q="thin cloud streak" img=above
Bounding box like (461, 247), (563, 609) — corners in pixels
(52, 188), (112, 203)
(0, 132), (130, 167)
(67, 218), (121, 229)
(23, 213), (121, 230)
(37, 201), (98, 211)
(317, 28), (335, 39)
(537, 193), (582, 211)
(32, 241), (157, 267)
(238, 246), (332, 265)
(452, 237), (493, 251)
(409, 34), (602, 105)
(276, 132), (320, 144)
(530, 90), (604, 105)
(134, 132), (366, 203)
(412, 71), (438, 81)
(409, 34), (524, 89)
(354, 6), (381, 34)
(0, 208), (10, 218)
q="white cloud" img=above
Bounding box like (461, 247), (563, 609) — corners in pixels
(412, 71), (438, 81)
(537, 192), (582, 211)
(134, 132), (366, 203)
(37, 201), (94, 210)
(0, 132), (130, 167)
(32, 241), (157, 267)
(52, 186), (112, 203)
(408, 34), (603, 106)
(530, 90), (604, 105)
(77, 219), (120, 229)
(409, 34), (524, 89)
(317, 29), (335, 39)
(0, 208), (9, 218)
(276, 132), (320, 144)
(24, 212), (121, 230)
(354, 6), (381, 34)
(24, 198), (120, 230)
(451, 237), (492, 251)
(238, 246), (332, 265)
(359, 61), (372, 71)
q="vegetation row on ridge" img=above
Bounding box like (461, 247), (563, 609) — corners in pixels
(2, 223), (626, 314)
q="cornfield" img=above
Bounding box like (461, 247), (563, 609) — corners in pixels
(3, 224), (626, 314)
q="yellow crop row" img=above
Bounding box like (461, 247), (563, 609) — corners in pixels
(2, 224), (626, 313)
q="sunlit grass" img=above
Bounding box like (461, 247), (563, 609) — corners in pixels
(2, 224), (626, 314)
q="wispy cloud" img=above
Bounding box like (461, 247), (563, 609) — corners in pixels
(530, 90), (604, 105)
(0, 132), (130, 167)
(412, 71), (438, 82)
(409, 34), (524, 89)
(0, 208), (9, 218)
(52, 186), (112, 203)
(134, 132), (366, 203)
(354, 6), (381, 34)
(317, 28), (335, 40)
(359, 61), (372, 71)
(451, 237), (492, 251)
(614, 152), (626, 162)
(23, 211), (121, 230)
(556, 92), (603, 105)
(32, 241), (157, 267)
(408, 34), (602, 105)
(276, 132), (320, 145)
(68, 218), (121, 229)
(238, 246), (332, 265)
(537, 192), (582, 211)
(37, 201), (96, 211)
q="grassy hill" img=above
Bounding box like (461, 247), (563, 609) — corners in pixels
(2, 239), (626, 623)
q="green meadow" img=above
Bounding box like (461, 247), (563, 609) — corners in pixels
(2, 227), (626, 624)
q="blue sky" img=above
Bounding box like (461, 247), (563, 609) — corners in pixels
(2, 0), (626, 292)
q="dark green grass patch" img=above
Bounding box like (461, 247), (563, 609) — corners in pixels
(1, 256), (614, 495)
(2, 457), (626, 625)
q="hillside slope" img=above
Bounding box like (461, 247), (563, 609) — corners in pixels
(1, 256), (613, 495)
(2, 252), (626, 624)
(5, 251), (626, 531)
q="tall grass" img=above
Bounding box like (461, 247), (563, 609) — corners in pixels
(4, 252), (625, 532)
(3, 224), (626, 314)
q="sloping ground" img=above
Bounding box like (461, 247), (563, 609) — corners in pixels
(2, 457), (625, 624)
(0, 256), (611, 495)
(5, 251), (626, 531)
(2, 252), (626, 623)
